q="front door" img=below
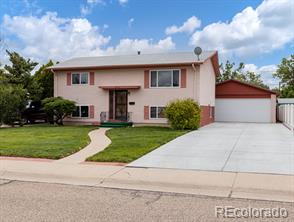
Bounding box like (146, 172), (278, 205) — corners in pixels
(109, 90), (128, 121)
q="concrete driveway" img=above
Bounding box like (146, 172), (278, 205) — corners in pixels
(129, 123), (294, 175)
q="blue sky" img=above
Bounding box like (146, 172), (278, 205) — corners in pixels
(0, 0), (293, 87)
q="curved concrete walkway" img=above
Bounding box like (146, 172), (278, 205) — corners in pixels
(56, 128), (111, 164)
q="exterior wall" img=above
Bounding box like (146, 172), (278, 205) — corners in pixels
(200, 106), (214, 126)
(198, 59), (216, 126)
(199, 59), (216, 106)
(54, 66), (201, 124)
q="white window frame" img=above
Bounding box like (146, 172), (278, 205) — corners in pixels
(72, 72), (89, 85)
(150, 106), (166, 119)
(71, 105), (90, 118)
(149, 69), (181, 88)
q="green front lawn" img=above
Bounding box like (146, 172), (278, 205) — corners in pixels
(0, 125), (96, 159)
(87, 126), (189, 163)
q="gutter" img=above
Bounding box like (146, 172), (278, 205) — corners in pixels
(48, 62), (204, 72)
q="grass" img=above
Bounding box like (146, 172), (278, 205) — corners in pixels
(0, 125), (96, 159)
(87, 126), (189, 163)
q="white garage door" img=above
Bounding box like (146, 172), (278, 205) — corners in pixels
(215, 99), (271, 123)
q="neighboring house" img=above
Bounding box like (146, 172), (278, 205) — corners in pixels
(215, 79), (277, 123)
(50, 51), (220, 126)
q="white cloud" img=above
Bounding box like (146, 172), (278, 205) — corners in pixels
(80, 5), (91, 17)
(190, 0), (294, 58)
(87, 0), (101, 3)
(80, 0), (105, 16)
(2, 12), (111, 62)
(128, 18), (134, 27)
(244, 63), (278, 87)
(1, 12), (175, 64)
(118, 0), (128, 5)
(165, 16), (201, 35)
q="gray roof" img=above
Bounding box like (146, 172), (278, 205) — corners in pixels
(50, 51), (217, 70)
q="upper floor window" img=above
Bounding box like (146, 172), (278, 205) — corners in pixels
(150, 70), (180, 88)
(72, 73), (88, 85)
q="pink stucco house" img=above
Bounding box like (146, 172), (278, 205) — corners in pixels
(50, 51), (220, 126)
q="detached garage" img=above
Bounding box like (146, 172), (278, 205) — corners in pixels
(215, 79), (276, 123)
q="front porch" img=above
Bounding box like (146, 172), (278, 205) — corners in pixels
(99, 86), (140, 127)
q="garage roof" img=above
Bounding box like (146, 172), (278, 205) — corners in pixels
(216, 79), (276, 98)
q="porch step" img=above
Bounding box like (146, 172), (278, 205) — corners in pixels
(100, 122), (133, 128)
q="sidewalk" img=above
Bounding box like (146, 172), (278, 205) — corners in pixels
(0, 158), (293, 202)
(55, 128), (111, 164)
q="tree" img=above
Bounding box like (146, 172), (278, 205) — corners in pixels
(217, 60), (269, 89)
(273, 54), (294, 98)
(34, 60), (54, 100)
(42, 97), (76, 125)
(0, 65), (6, 83)
(0, 84), (27, 125)
(164, 98), (201, 130)
(4, 50), (38, 88)
(279, 85), (294, 98)
(217, 61), (245, 82)
(245, 71), (269, 89)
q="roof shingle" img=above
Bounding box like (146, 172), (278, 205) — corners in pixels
(50, 51), (217, 70)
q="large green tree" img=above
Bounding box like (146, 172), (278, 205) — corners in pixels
(34, 60), (54, 100)
(273, 54), (294, 98)
(4, 50), (38, 88)
(217, 61), (269, 89)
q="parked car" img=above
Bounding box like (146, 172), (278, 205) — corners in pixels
(22, 101), (53, 124)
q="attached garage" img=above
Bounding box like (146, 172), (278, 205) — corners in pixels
(215, 80), (276, 123)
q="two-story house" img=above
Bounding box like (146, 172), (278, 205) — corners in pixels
(50, 51), (220, 126)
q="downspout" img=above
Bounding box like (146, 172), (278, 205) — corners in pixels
(191, 63), (197, 102)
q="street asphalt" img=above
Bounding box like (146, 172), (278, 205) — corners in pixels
(0, 179), (293, 222)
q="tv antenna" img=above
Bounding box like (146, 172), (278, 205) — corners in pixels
(194, 46), (202, 61)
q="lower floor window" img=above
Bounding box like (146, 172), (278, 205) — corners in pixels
(72, 106), (89, 118)
(150, 106), (165, 119)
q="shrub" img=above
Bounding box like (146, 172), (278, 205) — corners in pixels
(42, 97), (76, 125)
(0, 84), (27, 126)
(164, 98), (201, 130)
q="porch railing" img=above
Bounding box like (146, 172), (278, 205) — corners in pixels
(278, 104), (294, 132)
(100, 111), (132, 123)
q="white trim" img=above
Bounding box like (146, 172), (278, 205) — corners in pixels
(71, 72), (89, 85)
(149, 106), (166, 119)
(71, 105), (90, 118)
(149, 69), (181, 88)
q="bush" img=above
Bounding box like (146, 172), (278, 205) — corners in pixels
(164, 98), (201, 130)
(0, 84), (27, 125)
(42, 97), (76, 125)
